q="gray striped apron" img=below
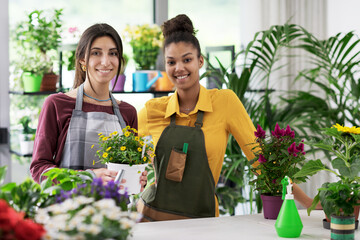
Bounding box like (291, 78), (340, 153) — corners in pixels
(60, 83), (126, 170)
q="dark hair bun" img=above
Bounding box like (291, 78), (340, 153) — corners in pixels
(162, 14), (195, 38)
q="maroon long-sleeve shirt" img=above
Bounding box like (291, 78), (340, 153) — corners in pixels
(30, 93), (137, 183)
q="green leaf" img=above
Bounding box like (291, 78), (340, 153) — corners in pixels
(332, 158), (350, 177)
(293, 160), (326, 178)
(307, 192), (320, 216)
(0, 182), (17, 192)
(59, 181), (74, 191)
(0, 166), (7, 185)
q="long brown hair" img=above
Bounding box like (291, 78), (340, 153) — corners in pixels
(73, 23), (124, 91)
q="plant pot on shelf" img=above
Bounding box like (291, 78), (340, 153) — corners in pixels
(40, 73), (59, 92)
(107, 162), (147, 195)
(22, 72), (42, 92)
(111, 74), (126, 92)
(261, 194), (283, 219)
(19, 133), (34, 155)
(330, 215), (355, 239)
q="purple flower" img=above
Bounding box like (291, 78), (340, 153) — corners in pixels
(258, 154), (267, 163)
(288, 142), (300, 156)
(272, 179), (277, 184)
(271, 123), (285, 138)
(255, 124), (266, 139)
(284, 125), (295, 138)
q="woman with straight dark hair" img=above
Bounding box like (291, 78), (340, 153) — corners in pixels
(30, 23), (147, 187)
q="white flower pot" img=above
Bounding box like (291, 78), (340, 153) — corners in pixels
(107, 162), (147, 195)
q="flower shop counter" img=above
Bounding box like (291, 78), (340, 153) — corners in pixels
(131, 209), (360, 240)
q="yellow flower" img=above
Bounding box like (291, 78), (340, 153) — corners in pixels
(106, 147), (111, 151)
(110, 157), (113, 161)
(143, 157), (147, 162)
(91, 144), (94, 149)
(112, 131), (118, 135)
(125, 132), (130, 137)
(93, 160), (95, 165)
(135, 136), (139, 141)
(139, 141), (145, 146)
(126, 126), (130, 130)
(98, 132), (103, 136)
(121, 146), (126, 151)
(138, 147), (142, 152)
(102, 137), (108, 141)
(332, 124), (360, 134)
(102, 152), (108, 158)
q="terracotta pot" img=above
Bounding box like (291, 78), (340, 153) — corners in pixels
(40, 73), (59, 92)
(261, 194), (283, 219)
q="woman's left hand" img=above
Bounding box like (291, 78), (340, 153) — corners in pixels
(140, 170), (148, 192)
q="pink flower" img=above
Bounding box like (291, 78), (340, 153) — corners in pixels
(271, 123), (285, 138)
(258, 154), (267, 163)
(68, 27), (78, 34)
(288, 142), (300, 157)
(284, 125), (295, 138)
(255, 124), (266, 139)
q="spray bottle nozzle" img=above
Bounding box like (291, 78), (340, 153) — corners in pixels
(281, 176), (293, 200)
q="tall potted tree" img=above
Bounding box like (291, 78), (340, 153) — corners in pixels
(14, 9), (63, 92)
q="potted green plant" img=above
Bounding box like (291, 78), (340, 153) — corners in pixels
(249, 123), (309, 219)
(15, 52), (52, 92)
(14, 9), (63, 92)
(96, 126), (153, 194)
(18, 116), (36, 155)
(123, 24), (163, 70)
(294, 124), (360, 236)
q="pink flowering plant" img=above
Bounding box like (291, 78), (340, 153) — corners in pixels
(249, 123), (308, 196)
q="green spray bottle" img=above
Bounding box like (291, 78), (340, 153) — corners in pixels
(275, 176), (303, 238)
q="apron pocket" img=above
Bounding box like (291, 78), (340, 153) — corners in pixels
(165, 147), (187, 182)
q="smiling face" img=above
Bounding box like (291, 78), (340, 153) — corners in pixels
(165, 42), (204, 92)
(81, 36), (119, 86)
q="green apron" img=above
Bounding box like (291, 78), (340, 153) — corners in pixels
(139, 111), (215, 221)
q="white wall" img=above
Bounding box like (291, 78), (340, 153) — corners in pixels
(0, 0), (10, 183)
(327, 0), (360, 37)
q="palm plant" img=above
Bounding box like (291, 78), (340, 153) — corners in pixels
(203, 22), (360, 215)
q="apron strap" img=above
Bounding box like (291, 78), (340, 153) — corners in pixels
(75, 83), (85, 110)
(170, 114), (176, 126)
(170, 111), (204, 128)
(194, 111), (204, 128)
(109, 92), (127, 129)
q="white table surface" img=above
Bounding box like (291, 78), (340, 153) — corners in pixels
(130, 209), (359, 240)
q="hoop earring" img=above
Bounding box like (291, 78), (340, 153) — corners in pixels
(81, 65), (87, 72)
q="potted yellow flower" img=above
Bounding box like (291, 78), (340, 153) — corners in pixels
(96, 126), (154, 194)
(123, 24), (163, 70)
(294, 124), (360, 236)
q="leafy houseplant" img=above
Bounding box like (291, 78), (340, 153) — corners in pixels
(294, 125), (360, 220)
(18, 116), (36, 155)
(14, 9), (63, 91)
(250, 123), (308, 195)
(123, 24), (163, 70)
(250, 123), (308, 219)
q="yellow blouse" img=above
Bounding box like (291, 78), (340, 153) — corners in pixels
(138, 85), (257, 215)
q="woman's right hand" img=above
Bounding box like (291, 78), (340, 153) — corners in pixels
(92, 168), (126, 186)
